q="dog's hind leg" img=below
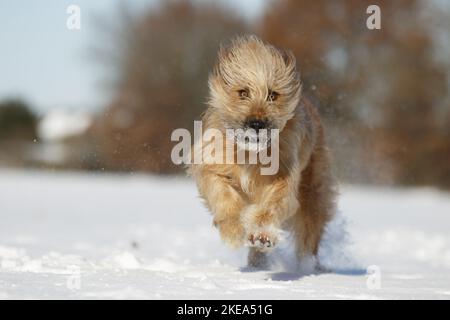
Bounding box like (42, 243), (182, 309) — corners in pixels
(294, 145), (336, 268)
(247, 247), (269, 269)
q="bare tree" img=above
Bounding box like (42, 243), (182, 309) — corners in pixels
(93, 1), (248, 173)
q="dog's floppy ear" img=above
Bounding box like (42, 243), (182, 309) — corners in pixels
(280, 49), (297, 69)
(217, 43), (231, 62)
(213, 43), (232, 86)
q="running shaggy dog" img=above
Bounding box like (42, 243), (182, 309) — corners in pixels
(189, 35), (337, 269)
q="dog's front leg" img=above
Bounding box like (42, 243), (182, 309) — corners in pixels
(242, 177), (299, 251)
(197, 171), (247, 247)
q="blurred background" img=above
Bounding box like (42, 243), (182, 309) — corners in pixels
(1, 0), (449, 189)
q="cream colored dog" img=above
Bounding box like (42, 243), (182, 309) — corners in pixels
(189, 35), (337, 269)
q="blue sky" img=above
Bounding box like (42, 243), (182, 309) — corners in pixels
(0, 0), (267, 113)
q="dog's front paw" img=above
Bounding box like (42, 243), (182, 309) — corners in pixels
(247, 230), (278, 251)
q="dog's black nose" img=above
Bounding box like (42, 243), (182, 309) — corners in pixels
(246, 118), (268, 131)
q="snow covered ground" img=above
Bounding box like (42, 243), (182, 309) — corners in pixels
(0, 169), (449, 299)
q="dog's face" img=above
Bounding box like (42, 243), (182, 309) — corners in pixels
(208, 35), (301, 150)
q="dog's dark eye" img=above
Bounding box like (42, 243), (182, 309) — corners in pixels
(267, 90), (279, 101)
(238, 89), (249, 99)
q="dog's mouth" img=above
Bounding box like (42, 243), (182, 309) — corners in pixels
(227, 128), (272, 152)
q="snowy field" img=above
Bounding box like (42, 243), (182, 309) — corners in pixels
(0, 169), (449, 299)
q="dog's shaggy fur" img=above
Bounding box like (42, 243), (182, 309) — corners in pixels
(189, 35), (337, 269)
